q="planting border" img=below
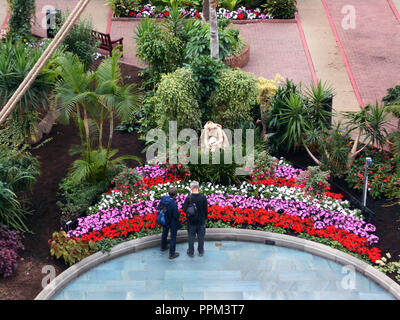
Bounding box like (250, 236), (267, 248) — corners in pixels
(35, 228), (400, 300)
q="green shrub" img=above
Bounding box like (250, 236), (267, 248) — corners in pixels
(57, 174), (113, 225)
(154, 67), (202, 131)
(262, 0), (297, 19)
(345, 148), (400, 200)
(184, 19), (244, 61)
(382, 85), (400, 106)
(296, 166), (330, 197)
(267, 79), (334, 152)
(0, 40), (63, 141)
(186, 55), (227, 121)
(0, 126), (40, 232)
(55, 11), (99, 70)
(106, 0), (138, 18)
(303, 125), (352, 177)
(7, 0), (36, 41)
(112, 167), (141, 190)
(188, 149), (243, 185)
(135, 18), (185, 88)
(209, 69), (257, 128)
(50, 231), (98, 265)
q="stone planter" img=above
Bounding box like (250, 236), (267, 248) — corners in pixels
(224, 43), (250, 69)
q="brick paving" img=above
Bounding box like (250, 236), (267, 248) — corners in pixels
(236, 23), (313, 85)
(324, 0), (400, 107)
(109, 19), (313, 85)
(32, 0), (79, 38)
(109, 20), (147, 68)
(32, 0), (109, 38)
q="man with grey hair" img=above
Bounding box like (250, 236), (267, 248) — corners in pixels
(182, 181), (208, 257)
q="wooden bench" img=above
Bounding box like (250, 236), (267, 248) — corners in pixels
(91, 30), (123, 57)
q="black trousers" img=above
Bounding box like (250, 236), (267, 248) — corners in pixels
(187, 223), (206, 255)
(161, 223), (178, 255)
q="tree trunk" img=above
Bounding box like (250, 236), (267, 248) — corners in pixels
(209, 0), (219, 60)
(202, 0), (210, 21)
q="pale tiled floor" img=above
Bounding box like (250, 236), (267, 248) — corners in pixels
(53, 241), (394, 300)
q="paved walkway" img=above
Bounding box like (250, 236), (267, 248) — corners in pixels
(237, 23), (313, 85)
(322, 0), (400, 107)
(52, 241), (393, 300)
(32, 0), (109, 38)
(297, 0), (360, 119)
(0, 0), (8, 36)
(110, 20), (146, 68)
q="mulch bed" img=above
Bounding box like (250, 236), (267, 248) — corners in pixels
(281, 150), (400, 277)
(0, 61), (145, 300)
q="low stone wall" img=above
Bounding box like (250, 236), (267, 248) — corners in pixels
(35, 228), (400, 300)
(224, 44), (250, 69)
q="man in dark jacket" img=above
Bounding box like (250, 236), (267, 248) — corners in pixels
(157, 187), (181, 259)
(182, 181), (208, 257)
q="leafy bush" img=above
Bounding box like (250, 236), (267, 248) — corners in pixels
(0, 225), (24, 278)
(154, 67), (202, 131)
(262, 0), (297, 19)
(184, 19), (244, 61)
(57, 172), (114, 225)
(135, 17), (244, 89)
(221, 0), (243, 11)
(186, 55), (227, 120)
(0, 40), (63, 141)
(0, 127), (40, 232)
(50, 231), (97, 265)
(7, 0), (36, 41)
(303, 125), (352, 177)
(382, 85), (400, 106)
(112, 167), (142, 190)
(345, 148), (400, 200)
(135, 18), (185, 88)
(251, 150), (279, 180)
(106, 0), (138, 18)
(209, 68), (257, 128)
(267, 79), (334, 152)
(188, 149), (243, 185)
(55, 11), (99, 70)
(297, 166), (330, 197)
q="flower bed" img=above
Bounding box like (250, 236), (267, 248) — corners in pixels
(111, 4), (296, 22)
(60, 158), (383, 265)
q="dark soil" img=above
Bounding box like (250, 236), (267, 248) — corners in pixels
(0, 62), (145, 300)
(281, 150), (400, 282)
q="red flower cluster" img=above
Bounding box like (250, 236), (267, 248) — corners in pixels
(77, 204), (381, 263)
(251, 176), (298, 188)
(251, 177), (343, 200)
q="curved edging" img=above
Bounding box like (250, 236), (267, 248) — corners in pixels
(35, 228), (400, 300)
(224, 44), (250, 68)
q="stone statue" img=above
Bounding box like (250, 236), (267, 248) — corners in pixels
(200, 121), (230, 152)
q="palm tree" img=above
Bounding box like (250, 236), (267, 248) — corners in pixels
(202, 0), (210, 21)
(53, 50), (142, 185)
